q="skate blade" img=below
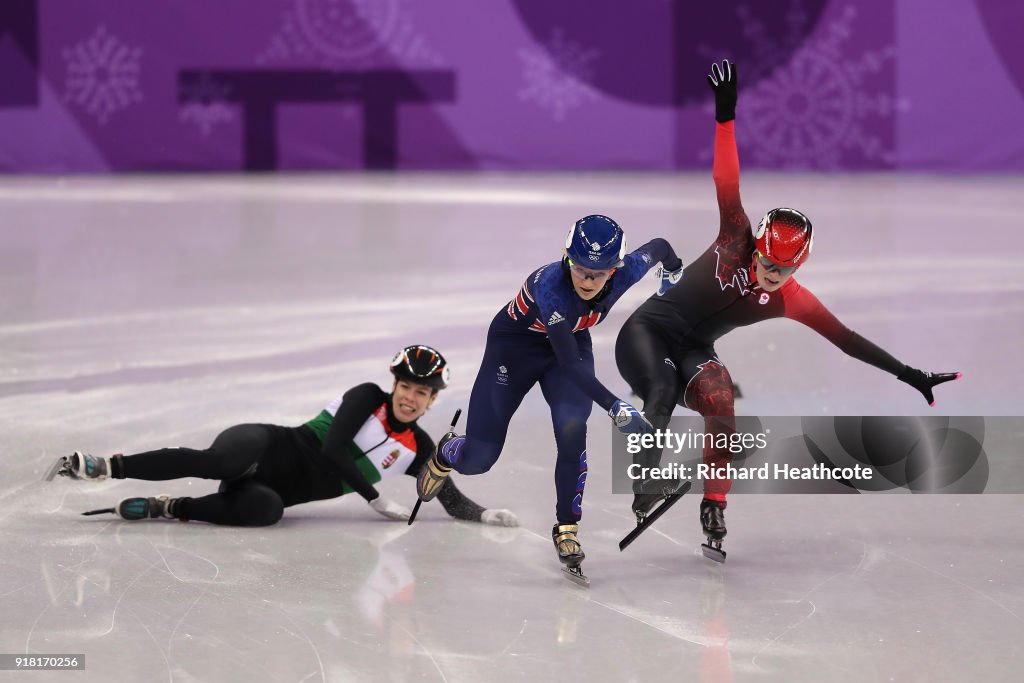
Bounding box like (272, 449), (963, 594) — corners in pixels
(618, 481), (692, 552)
(701, 543), (727, 563)
(81, 507), (117, 516)
(407, 499), (423, 525)
(42, 456), (67, 482)
(561, 565), (590, 587)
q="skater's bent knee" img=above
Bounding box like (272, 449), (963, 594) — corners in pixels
(245, 493), (283, 526)
(248, 507), (283, 527)
(452, 444), (501, 475)
(227, 484), (283, 526)
(645, 389), (679, 417)
(454, 460), (494, 475)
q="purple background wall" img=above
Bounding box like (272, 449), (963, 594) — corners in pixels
(0, 0), (1022, 172)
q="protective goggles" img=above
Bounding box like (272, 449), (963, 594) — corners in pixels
(567, 259), (614, 282)
(757, 254), (798, 276)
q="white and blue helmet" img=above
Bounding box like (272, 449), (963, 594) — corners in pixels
(563, 215), (626, 270)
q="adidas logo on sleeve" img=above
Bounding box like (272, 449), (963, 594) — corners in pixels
(548, 311), (565, 325)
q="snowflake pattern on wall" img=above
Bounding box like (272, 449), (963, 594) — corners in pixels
(179, 73), (235, 136)
(259, 0), (441, 68)
(518, 29), (599, 122)
(62, 25), (143, 125)
(699, 3), (902, 169)
(697, 0), (813, 87)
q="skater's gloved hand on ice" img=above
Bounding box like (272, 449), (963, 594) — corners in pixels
(609, 399), (654, 435)
(368, 495), (412, 521)
(897, 367), (962, 406)
(481, 508), (519, 527)
(706, 59), (738, 123)
(656, 264), (684, 296)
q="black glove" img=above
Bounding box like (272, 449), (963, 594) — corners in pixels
(897, 367), (961, 406)
(706, 59), (737, 123)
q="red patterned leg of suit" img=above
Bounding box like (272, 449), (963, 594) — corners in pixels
(683, 359), (736, 501)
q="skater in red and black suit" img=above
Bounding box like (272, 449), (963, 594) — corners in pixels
(614, 60), (960, 559)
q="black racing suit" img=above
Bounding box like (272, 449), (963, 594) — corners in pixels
(117, 383), (485, 526)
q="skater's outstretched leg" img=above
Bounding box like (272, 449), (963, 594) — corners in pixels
(57, 451), (123, 481)
(121, 424), (272, 481)
(110, 480), (284, 526)
(59, 424), (273, 483)
(539, 341), (594, 523)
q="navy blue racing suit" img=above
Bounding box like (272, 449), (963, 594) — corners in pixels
(449, 242), (680, 523)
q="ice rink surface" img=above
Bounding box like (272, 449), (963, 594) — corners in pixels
(2, 173), (1023, 681)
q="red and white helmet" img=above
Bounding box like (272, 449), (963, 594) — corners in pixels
(755, 208), (813, 268)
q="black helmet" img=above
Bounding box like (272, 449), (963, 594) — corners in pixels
(389, 345), (450, 390)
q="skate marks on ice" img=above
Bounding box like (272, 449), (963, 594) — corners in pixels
(2, 173), (1022, 679)
(0, 293), (499, 399)
(12, 523), (336, 680)
(7, 488), (1024, 680)
(748, 538), (858, 672)
(879, 544), (1024, 626)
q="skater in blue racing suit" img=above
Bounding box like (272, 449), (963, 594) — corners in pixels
(415, 215), (683, 575)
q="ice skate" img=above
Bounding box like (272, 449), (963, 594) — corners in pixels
(117, 495), (177, 520)
(553, 523), (589, 586)
(416, 431), (460, 502)
(700, 499), (727, 563)
(619, 479), (692, 551)
(80, 495), (180, 520)
(632, 477), (690, 524)
(408, 409), (461, 525)
(48, 451), (119, 481)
